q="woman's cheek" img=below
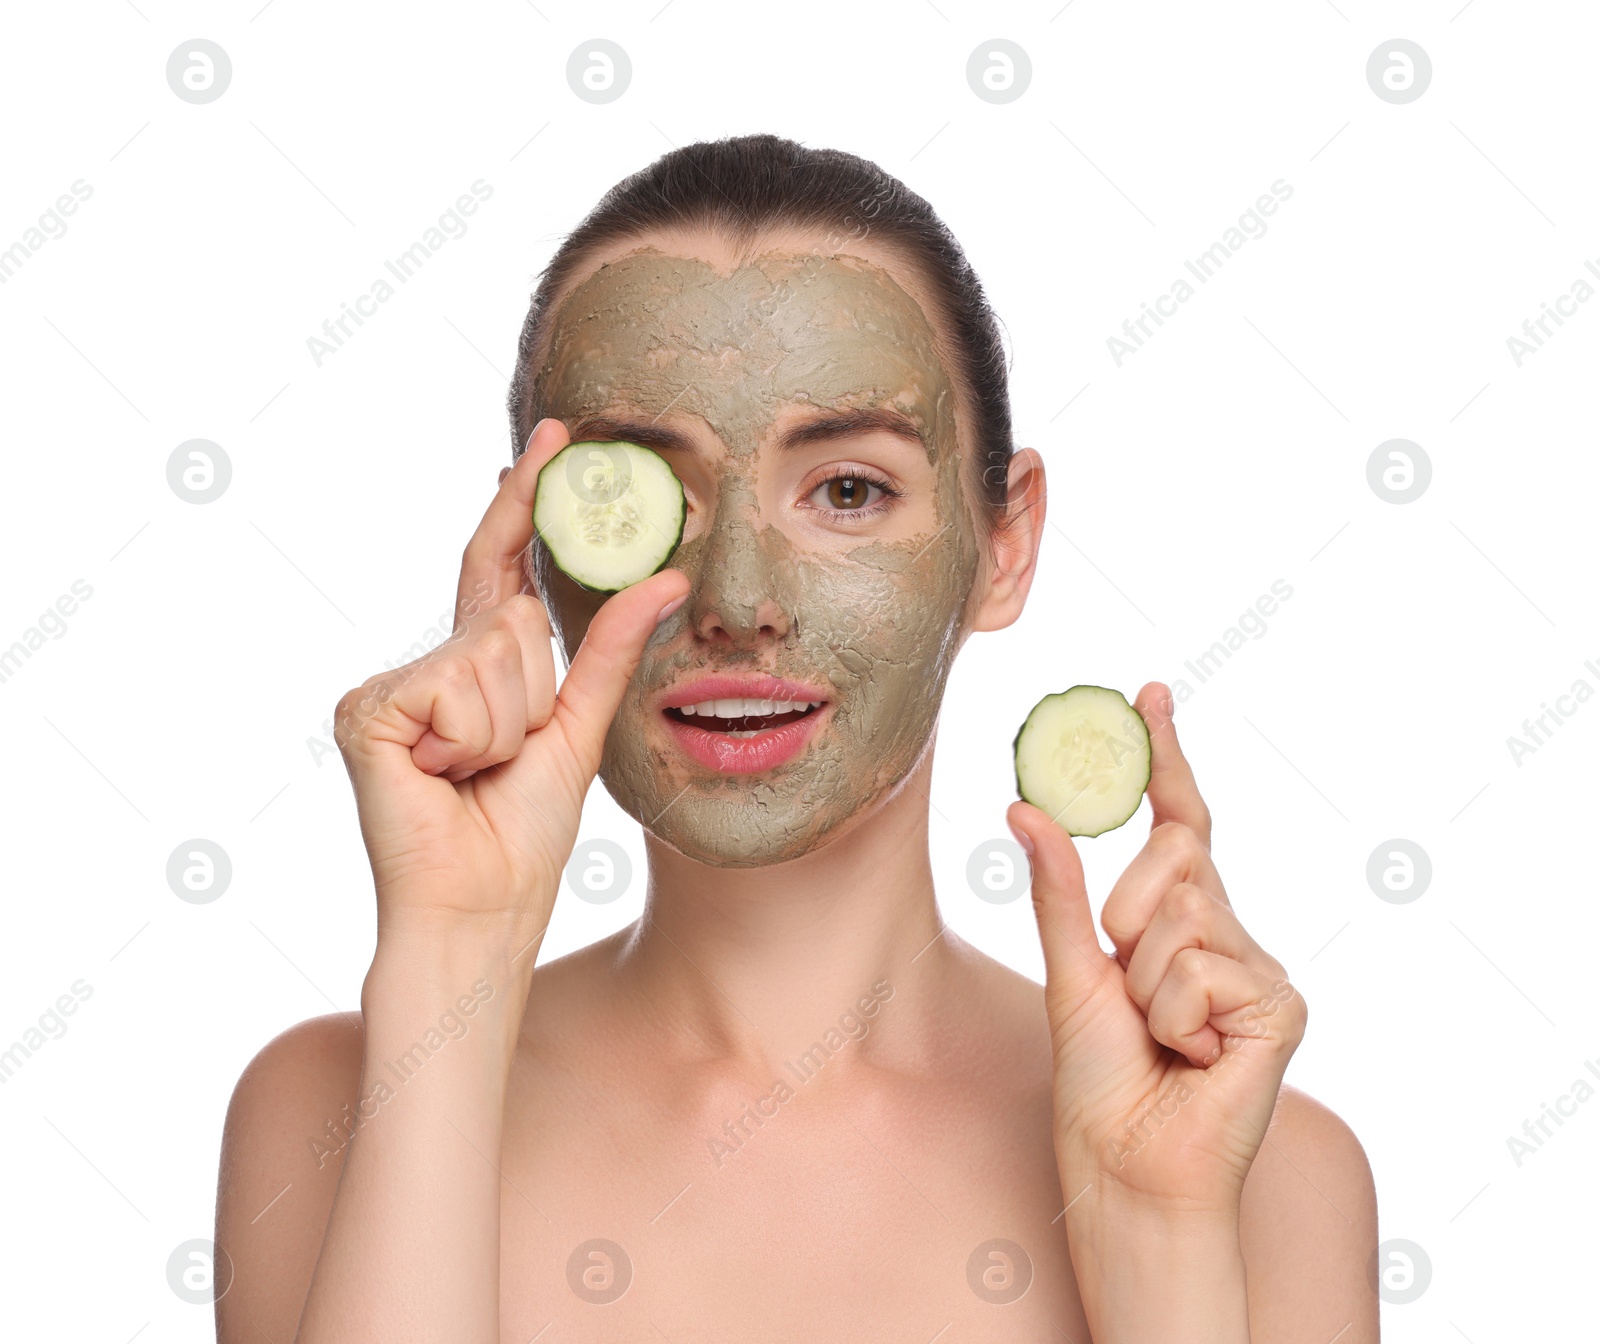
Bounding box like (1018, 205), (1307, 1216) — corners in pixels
(800, 537), (975, 743)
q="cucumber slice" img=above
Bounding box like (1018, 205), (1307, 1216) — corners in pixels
(1014, 685), (1151, 837)
(534, 440), (685, 593)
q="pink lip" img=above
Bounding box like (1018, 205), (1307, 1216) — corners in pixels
(663, 707), (829, 773)
(656, 673), (833, 774)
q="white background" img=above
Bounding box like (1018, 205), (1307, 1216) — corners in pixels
(1, 1), (1593, 1338)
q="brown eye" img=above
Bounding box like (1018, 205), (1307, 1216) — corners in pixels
(826, 476), (871, 509)
(805, 469), (900, 521)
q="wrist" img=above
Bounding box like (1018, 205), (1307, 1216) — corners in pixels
(1067, 1184), (1243, 1246)
(373, 904), (548, 973)
(1069, 1169), (1244, 1225)
(364, 913), (542, 1023)
(1064, 1188), (1249, 1344)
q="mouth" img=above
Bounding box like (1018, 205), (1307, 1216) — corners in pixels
(657, 676), (832, 774)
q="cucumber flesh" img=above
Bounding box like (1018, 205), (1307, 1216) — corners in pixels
(1014, 685), (1151, 837)
(534, 440), (685, 593)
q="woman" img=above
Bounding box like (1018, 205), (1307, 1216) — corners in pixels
(216, 134), (1377, 1342)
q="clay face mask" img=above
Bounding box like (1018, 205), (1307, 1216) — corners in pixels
(534, 246), (983, 867)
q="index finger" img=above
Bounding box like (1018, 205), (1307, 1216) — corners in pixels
(454, 417), (571, 627)
(1134, 681), (1212, 850)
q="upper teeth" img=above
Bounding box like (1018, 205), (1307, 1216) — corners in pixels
(678, 698), (822, 717)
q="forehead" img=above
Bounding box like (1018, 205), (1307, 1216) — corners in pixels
(535, 238), (960, 459)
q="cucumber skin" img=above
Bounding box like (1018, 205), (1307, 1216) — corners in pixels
(534, 441), (686, 595)
(1012, 684), (1153, 838)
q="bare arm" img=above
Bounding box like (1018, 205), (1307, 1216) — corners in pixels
(1057, 1086), (1378, 1343)
(1238, 1085), (1380, 1343)
(213, 936), (537, 1344)
(295, 926), (539, 1342)
(214, 418), (689, 1344)
(215, 1013), (365, 1344)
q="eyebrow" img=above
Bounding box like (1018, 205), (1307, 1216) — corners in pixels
(566, 406), (929, 456)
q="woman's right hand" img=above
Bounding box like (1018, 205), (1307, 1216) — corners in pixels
(333, 418), (689, 943)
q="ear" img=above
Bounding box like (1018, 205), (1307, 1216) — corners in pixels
(970, 447), (1046, 634)
(498, 465), (512, 486)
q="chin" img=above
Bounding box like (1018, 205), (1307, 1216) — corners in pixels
(598, 767), (881, 870)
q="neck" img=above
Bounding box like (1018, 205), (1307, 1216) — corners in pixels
(617, 748), (957, 1078)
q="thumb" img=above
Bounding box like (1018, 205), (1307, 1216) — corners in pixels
(548, 567), (691, 780)
(1008, 800), (1114, 1007)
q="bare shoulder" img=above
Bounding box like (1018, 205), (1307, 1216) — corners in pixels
(215, 1011), (366, 1342)
(1240, 1083), (1379, 1342)
(220, 1011), (367, 1166)
(1245, 1083), (1378, 1226)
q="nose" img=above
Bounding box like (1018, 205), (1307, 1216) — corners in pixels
(684, 477), (793, 647)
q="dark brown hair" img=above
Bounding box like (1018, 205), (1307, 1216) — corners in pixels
(506, 132), (1015, 532)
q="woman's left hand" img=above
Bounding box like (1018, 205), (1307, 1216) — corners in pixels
(1007, 681), (1307, 1218)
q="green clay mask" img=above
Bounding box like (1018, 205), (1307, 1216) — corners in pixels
(534, 247), (983, 867)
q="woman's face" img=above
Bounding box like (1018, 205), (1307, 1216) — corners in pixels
(531, 235), (986, 868)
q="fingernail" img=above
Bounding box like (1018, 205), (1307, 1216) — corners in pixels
(656, 594), (687, 624)
(1007, 821), (1034, 856)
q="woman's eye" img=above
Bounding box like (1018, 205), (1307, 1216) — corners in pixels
(807, 472), (898, 516)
